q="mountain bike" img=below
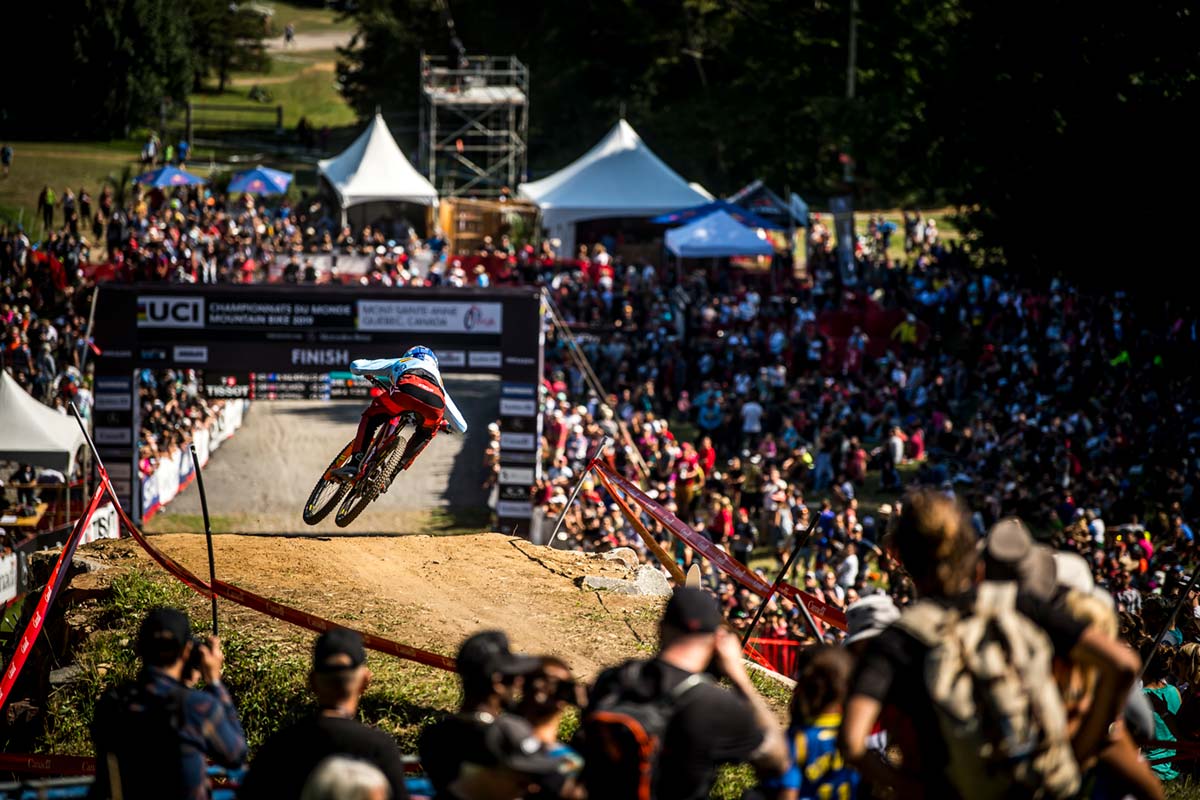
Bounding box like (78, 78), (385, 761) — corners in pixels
(302, 375), (438, 528)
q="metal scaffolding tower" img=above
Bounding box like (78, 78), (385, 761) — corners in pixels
(419, 53), (529, 198)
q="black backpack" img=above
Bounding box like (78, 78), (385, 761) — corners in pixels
(578, 661), (709, 800)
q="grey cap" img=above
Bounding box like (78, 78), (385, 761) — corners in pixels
(843, 594), (901, 646)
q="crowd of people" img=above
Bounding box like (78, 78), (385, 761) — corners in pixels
(526, 217), (1199, 648)
(0, 178), (472, 513)
(6, 163), (1200, 795)
(85, 587), (793, 800)
(68, 491), (1190, 800)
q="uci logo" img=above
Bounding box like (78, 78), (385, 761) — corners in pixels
(137, 296), (205, 328)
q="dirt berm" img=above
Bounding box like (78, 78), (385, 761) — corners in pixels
(73, 531), (661, 676)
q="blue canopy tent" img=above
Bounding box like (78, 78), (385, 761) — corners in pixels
(228, 166), (293, 195)
(651, 199), (783, 230)
(665, 210), (776, 258)
(134, 166), (207, 188)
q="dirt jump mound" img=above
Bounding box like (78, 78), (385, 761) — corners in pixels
(79, 531), (660, 676)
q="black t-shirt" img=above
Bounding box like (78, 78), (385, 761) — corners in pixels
(591, 659), (765, 800)
(417, 711), (492, 797)
(239, 713), (408, 800)
(850, 589), (1088, 795)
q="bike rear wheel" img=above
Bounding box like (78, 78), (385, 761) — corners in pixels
(334, 430), (408, 528)
(302, 441), (353, 525)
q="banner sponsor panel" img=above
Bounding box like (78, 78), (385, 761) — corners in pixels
(357, 301), (502, 334)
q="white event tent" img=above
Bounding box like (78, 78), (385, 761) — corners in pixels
(665, 210), (775, 259)
(0, 371), (87, 475)
(519, 119), (708, 254)
(318, 114), (437, 226)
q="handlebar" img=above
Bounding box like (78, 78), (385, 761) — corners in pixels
(365, 374), (391, 392)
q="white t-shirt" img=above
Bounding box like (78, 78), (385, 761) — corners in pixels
(741, 401), (764, 433)
(837, 554), (859, 588)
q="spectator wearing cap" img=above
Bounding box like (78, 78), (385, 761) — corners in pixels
(419, 630), (540, 797)
(89, 607), (246, 800)
(841, 594), (902, 764)
(514, 656), (586, 799)
(582, 587), (787, 799)
(444, 714), (573, 800)
(240, 628), (408, 800)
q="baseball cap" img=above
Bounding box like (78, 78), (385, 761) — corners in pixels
(478, 714), (569, 777)
(137, 607), (191, 659)
(843, 594), (900, 646)
(313, 628), (366, 673)
(661, 587), (723, 634)
(457, 631), (540, 683)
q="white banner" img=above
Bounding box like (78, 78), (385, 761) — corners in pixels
(0, 553), (17, 604)
(357, 301), (502, 334)
(497, 500), (532, 518)
(141, 400), (248, 517)
(469, 351), (502, 368)
(500, 432), (537, 451)
(81, 504), (120, 545)
(500, 398), (537, 417)
(499, 467), (535, 484)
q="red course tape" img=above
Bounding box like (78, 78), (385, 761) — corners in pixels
(0, 752), (96, 775)
(595, 462), (848, 631)
(94, 470), (456, 673)
(0, 485), (107, 710)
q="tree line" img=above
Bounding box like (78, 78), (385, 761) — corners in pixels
(3, 0), (1196, 278)
(337, 0), (1198, 279)
(3, 0), (266, 140)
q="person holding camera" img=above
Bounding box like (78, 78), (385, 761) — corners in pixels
(89, 607), (247, 800)
(579, 588), (788, 800)
(419, 630), (541, 797)
(517, 656), (587, 799)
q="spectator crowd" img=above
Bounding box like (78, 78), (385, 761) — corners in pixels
(5, 167), (1200, 797)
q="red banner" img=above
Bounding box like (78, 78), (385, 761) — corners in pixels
(95, 469), (456, 673)
(212, 580), (455, 672)
(0, 752), (96, 775)
(0, 485), (106, 710)
(594, 463), (847, 631)
(746, 637), (800, 678)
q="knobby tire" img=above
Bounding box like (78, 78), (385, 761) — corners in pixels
(302, 441), (354, 525)
(334, 429), (408, 528)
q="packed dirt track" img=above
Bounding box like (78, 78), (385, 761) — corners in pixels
(159, 376), (496, 535)
(77, 532), (660, 677)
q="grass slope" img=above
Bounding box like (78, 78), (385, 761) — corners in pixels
(35, 535), (788, 798)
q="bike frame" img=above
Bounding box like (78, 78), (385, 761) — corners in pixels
(354, 415), (411, 481)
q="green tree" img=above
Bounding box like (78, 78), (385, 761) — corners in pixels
(188, 0), (270, 94)
(336, 0), (1197, 278)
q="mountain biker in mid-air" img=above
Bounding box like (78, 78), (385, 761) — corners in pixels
(331, 346), (468, 481)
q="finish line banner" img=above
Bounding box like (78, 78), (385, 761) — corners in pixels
(94, 284), (545, 535)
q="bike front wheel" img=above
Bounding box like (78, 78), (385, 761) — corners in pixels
(302, 441), (353, 525)
(334, 431), (408, 528)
